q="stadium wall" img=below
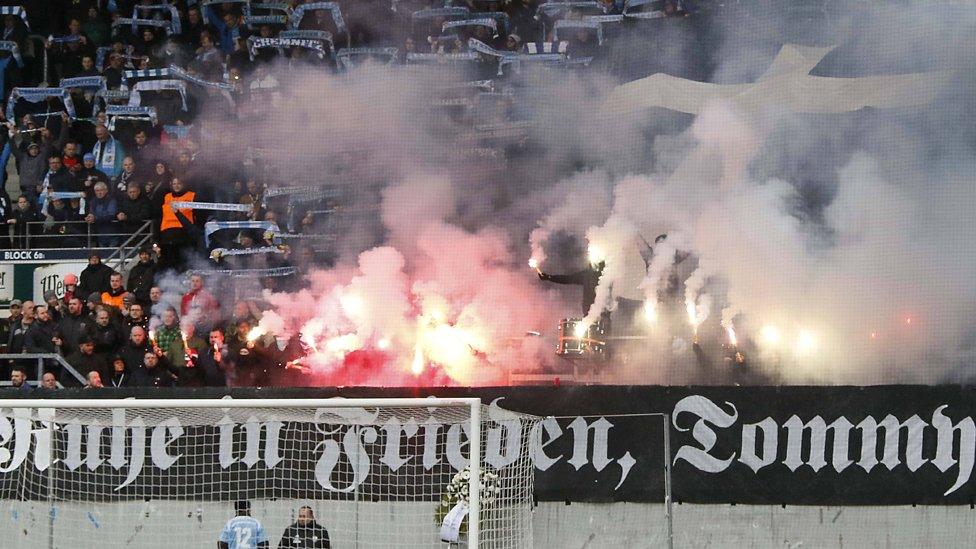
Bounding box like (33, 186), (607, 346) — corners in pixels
(0, 500), (972, 548)
(3, 386), (976, 547)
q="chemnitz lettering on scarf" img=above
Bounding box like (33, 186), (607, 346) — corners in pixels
(0, 400), (633, 494)
(672, 395), (975, 496)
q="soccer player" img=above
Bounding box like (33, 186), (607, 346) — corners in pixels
(218, 500), (269, 549)
(277, 506), (331, 548)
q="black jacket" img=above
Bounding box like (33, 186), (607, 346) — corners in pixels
(127, 259), (157, 303)
(24, 319), (58, 353)
(540, 266), (603, 315)
(130, 364), (175, 387)
(278, 521), (331, 549)
(57, 313), (90, 353)
(119, 341), (152, 371)
(89, 322), (124, 355)
(64, 352), (108, 385)
(118, 194), (154, 233)
(78, 261), (114, 297)
(47, 167), (79, 193)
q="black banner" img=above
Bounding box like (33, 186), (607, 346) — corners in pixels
(4, 385), (976, 505)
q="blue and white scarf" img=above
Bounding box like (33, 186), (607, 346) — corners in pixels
(0, 6), (29, 29)
(60, 76), (107, 92)
(204, 220), (279, 247)
(411, 7), (470, 21)
(91, 135), (124, 177)
(47, 35), (83, 45)
(5, 87), (76, 120)
(132, 4), (182, 35)
(105, 105), (158, 130)
(173, 201), (252, 212)
(290, 2), (346, 34)
(0, 41), (24, 67)
(128, 79), (189, 111)
(335, 47), (399, 69)
(187, 266), (297, 278)
(247, 36), (329, 60)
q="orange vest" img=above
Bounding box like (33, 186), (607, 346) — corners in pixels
(161, 191), (196, 232)
(101, 291), (124, 309)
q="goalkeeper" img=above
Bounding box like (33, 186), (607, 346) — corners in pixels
(218, 500), (269, 549)
(278, 506), (331, 548)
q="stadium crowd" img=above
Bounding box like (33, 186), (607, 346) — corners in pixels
(0, 0), (703, 388)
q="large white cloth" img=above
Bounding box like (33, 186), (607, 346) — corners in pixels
(605, 44), (952, 115)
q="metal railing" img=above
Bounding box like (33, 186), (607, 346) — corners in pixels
(8, 219), (151, 252)
(14, 219), (138, 249)
(0, 353), (86, 384)
(105, 221), (154, 275)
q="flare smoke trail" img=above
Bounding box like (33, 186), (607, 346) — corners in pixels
(171, 1), (976, 385)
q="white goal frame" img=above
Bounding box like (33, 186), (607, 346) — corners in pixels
(0, 397), (487, 547)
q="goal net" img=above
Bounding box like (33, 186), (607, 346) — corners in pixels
(0, 398), (540, 548)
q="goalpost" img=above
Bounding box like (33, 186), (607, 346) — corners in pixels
(0, 398), (540, 548)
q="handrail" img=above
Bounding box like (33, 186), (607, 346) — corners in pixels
(0, 353), (87, 384)
(19, 220), (150, 251)
(106, 221), (153, 274)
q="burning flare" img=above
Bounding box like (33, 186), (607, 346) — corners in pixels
(411, 344), (425, 375)
(246, 326), (267, 343)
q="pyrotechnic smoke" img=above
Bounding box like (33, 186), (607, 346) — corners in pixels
(163, 1), (976, 386)
(528, 170), (613, 268)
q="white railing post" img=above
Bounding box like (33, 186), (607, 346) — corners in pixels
(468, 399), (481, 547)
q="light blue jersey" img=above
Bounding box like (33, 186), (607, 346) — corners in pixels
(219, 515), (268, 549)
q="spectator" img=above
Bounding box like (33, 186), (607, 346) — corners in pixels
(120, 292), (136, 319)
(76, 153), (110, 194)
(47, 17), (94, 79)
(9, 366), (30, 392)
(57, 296), (90, 352)
(44, 153), (77, 194)
(40, 371), (58, 391)
(65, 336), (107, 385)
(78, 253), (113, 296)
(84, 370), (104, 389)
(183, 7), (207, 50)
(127, 247), (156, 304)
(11, 195), (42, 248)
(120, 325), (152, 368)
(155, 307), (183, 361)
(111, 156), (138, 196)
(181, 274), (219, 319)
(85, 181), (119, 246)
(45, 196), (84, 247)
(82, 7), (109, 47)
(149, 286), (163, 309)
(157, 177), (196, 271)
(25, 305), (58, 355)
(131, 351), (175, 387)
(0, 187), (13, 248)
(126, 302), (149, 331)
(205, 8), (246, 56)
(102, 52), (124, 89)
(0, 299), (22, 351)
(101, 271), (126, 309)
(117, 183), (153, 234)
(6, 299), (34, 356)
(278, 506), (330, 549)
(90, 124), (125, 178)
(62, 141), (81, 172)
(107, 355), (129, 387)
(130, 130), (154, 169)
(42, 290), (65, 323)
(8, 118), (68, 200)
(89, 306), (123, 356)
(62, 273), (79, 304)
(196, 327), (229, 387)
